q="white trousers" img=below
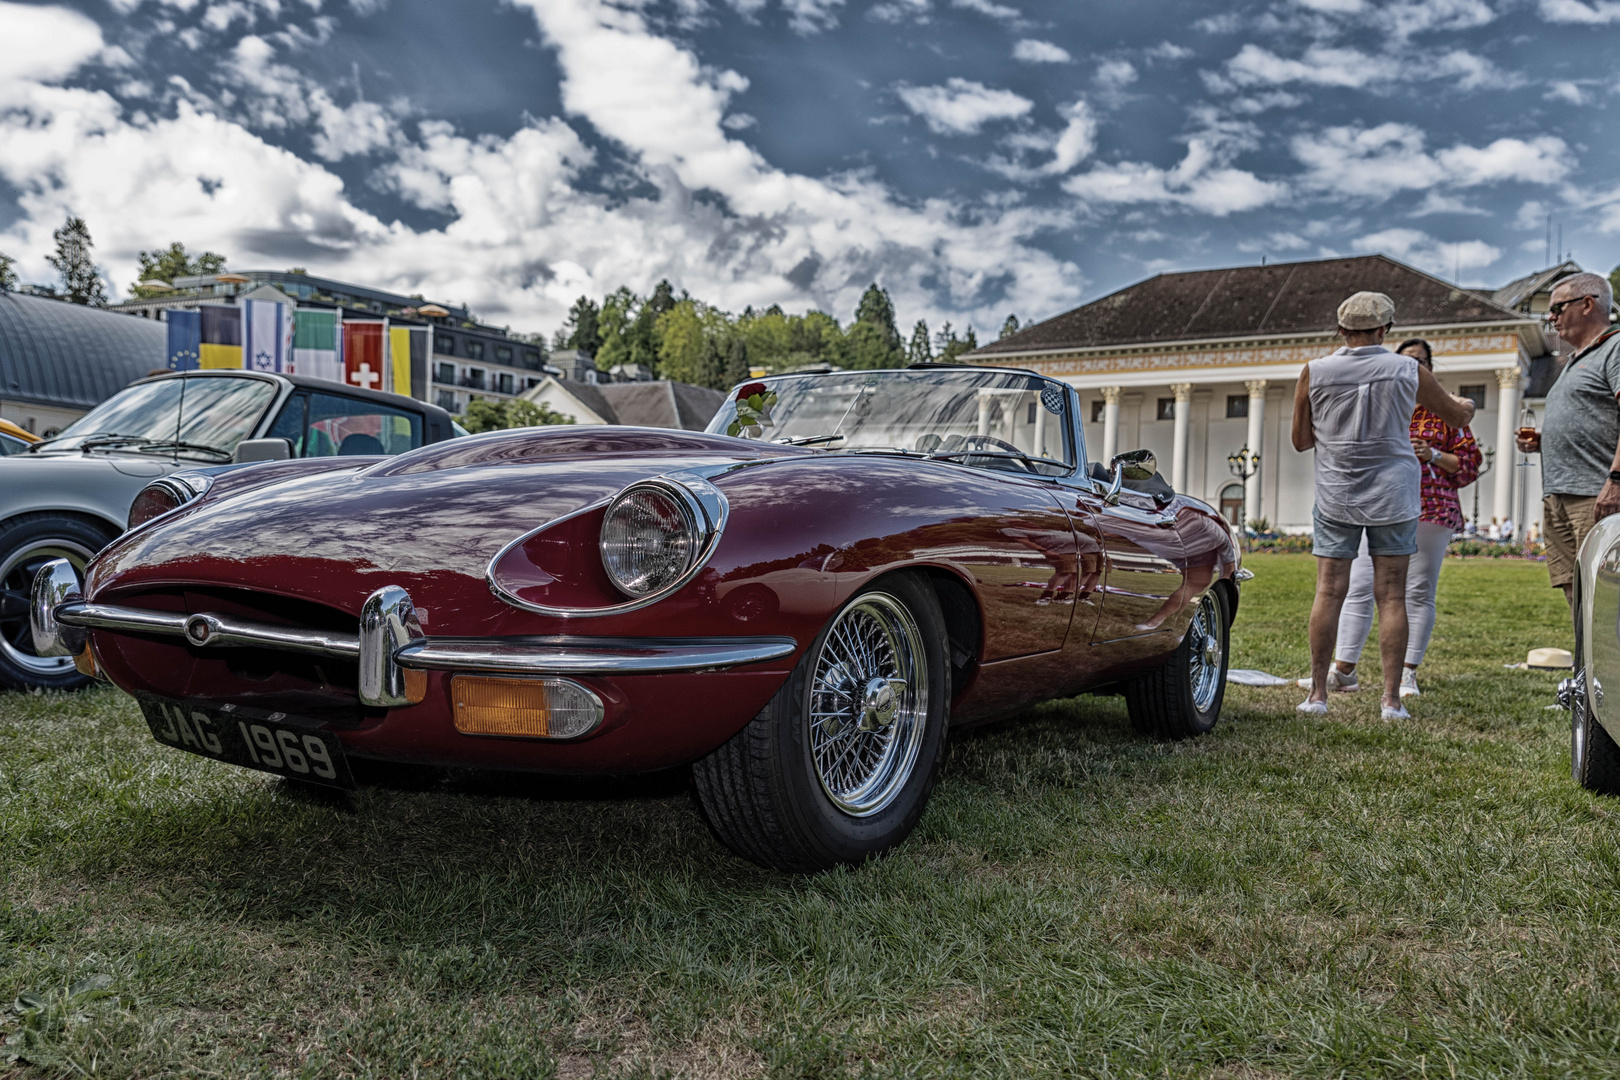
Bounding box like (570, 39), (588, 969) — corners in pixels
(1333, 520), (1453, 668)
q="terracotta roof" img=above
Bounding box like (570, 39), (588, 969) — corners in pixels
(0, 291), (166, 411)
(972, 254), (1527, 357)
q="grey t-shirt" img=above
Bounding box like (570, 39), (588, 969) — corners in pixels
(1543, 328), (1620, 496)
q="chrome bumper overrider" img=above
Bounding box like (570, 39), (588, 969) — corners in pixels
(30, 559), (796, 708)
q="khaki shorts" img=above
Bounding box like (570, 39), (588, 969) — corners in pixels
(1544, 493), (1599, 589)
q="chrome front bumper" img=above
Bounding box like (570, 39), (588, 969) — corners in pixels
(30, 559), (796, 707)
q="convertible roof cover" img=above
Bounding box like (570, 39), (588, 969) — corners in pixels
(972, 254), (1529, 356)
(0, 291), (165, 410)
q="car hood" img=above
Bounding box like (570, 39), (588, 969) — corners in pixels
(1, 448), (205, 529)
(86, 426), (804, 634)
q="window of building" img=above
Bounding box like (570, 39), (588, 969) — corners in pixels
(1219, 483), (1244, 526)
(1459, 384), (1487, 410)
(1157, 398), (1176, 420)
(433, 362), (455, 384)
(1226, 395), (1249, 419)
(497, 372), (514, 394)
(464, 367), (485, 391)
(496, 345), (513, 363)
(1090, 400), (1106, 423)
(1026, 401), (1038, 424)
(525, 377), (540, 390)
(436, 333), (456, 355)
(466, 340), (484, 360)
(435, 389), (457, 412)
(523, 349), (542, 370)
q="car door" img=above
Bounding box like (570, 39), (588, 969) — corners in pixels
(1064, 482), (1186, 643)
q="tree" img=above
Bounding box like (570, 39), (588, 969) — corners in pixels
(555, 295), (602, 355)
(0, 253), (15, 293)
(132, 241), (227, 293)
(940, 326), (978, 363)
(593, 286), (638, 371)
(460, 397), (575, 433)
(46, 216), (106, 306)
(999, 314), (1021, 340)
(854, 282), (903, 352)
(1610, 264), (1620, 306)
(906, 319), (932, 364)
(655, 299), (713, 386)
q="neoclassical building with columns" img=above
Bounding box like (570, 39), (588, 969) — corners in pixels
(970, 254), (1570, 534)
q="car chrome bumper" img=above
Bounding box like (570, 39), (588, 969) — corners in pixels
(32, 560), (797, 706)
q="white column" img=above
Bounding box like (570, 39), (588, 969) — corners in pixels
(977, 391), (992, 437)
(1033, 398), (1047, 457)
(1170, 382), (1192, 492)
(1245, 379), (1267, 523)
(1494, 366), (1521, 526)
(1101, 386), (1121, 463)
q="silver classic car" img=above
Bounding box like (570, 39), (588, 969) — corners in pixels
(1, 370), (456, 691)
(1567, 513), (1620, 794)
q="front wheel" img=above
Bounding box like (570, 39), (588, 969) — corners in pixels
(0, 514), (115, 691)
(1570, 669), (1620, 796)
(691, 574), (950, 872)
(1125, 587), (1230, 739)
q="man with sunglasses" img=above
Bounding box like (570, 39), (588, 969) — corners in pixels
(1520, 272), (1620, 611)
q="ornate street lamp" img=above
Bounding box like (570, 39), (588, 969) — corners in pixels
(1227, 445), (1260, 550)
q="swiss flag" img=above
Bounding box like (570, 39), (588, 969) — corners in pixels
(341, 322), (385, 393)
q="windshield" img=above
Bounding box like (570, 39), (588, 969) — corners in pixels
(706, 369), (1076, 476)
(38, 376), (279, 461)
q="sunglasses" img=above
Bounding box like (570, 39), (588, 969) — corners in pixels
(1547, 295), (1597, 318)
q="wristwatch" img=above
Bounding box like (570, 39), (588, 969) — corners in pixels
(1609, 470), (1620, 485)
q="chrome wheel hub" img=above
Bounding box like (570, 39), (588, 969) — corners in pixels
(1186, 592), (1225, 713)
(807, 592), (928, 817)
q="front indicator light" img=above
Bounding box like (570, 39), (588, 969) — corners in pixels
(451, 675), (604, 739)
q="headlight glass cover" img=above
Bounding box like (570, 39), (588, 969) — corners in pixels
(600, 484), (703, 597)
(127, 473), (213, 530)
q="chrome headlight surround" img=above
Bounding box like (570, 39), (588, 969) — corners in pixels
(486, 470), (729, 618)
(127, 472), (215, 530)
(599, 475), (727, 601)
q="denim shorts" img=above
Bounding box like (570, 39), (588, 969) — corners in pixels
(1312, 508), (1419, 559)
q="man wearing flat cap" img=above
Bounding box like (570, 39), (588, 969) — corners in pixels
(1292, 291), (1476, 720)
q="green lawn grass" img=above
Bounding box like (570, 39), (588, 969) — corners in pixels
(4, 555), (1619, 1079)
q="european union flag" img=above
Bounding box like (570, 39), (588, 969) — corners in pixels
(166, 309), (200, 371)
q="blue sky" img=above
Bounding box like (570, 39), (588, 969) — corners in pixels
(1, 0), (1617, 336)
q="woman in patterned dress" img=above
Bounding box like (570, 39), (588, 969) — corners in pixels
(1300, 338), (1482, 699)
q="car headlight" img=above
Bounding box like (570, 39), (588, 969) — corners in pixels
(127, 473), (213, 530)
(600, 481), (710, 598)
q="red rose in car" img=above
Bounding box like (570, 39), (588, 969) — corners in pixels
(736, 382), (767, 400)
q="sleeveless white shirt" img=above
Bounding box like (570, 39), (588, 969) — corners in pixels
(1306, 345), (1420, 526)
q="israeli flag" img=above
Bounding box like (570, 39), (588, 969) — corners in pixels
(244, 300), (288, 373)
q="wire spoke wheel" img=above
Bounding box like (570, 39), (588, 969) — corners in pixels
(1185, 591), (1225, 714)
(806, 592), (928, 817)
(0, 537), (93, 677)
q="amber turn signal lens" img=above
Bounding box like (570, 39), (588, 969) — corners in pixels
(73, 644), (98, 679)
(451, 675), (603, 739)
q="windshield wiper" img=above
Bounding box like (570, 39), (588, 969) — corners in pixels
(774, 433), (847, 446)
(929, 449), (1069, 471)
(131, 439), (232, 460)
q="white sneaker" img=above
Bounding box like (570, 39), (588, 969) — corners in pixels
(1381, 704), (1410, 721)
(1296, 668), (1360, 693)
(1296, 699), (1328, 715)
(1399, 669), (1420, 697)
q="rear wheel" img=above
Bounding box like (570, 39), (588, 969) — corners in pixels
(1570, 669), (1620, 796)
(1125, 587), (1230, 739)
(0, 514), (115, 691)
(692, 574), (949, 872)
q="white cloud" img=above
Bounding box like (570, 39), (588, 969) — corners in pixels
(1292, 124), (1571, 199)
(1294, 0), (1364, 11)
(782, 0), (845, 32)
(1237, 230), (1311, 253)
(1224, 43), (1513, 92)
(951, 0), (1019, 18)
(1351, 227), (1501, 276)
(1012, 38), (1070, 63)
(0, 2), (105, 85)
(1539, 0), (1620, 22)
(896, 77), (1033, 135)
(1064, 136), (1286, 216)
(1145, 41), (1192, 62)
(868, 0), (928, 22)
(1546, 80), (1587, 104)
(986, 100), (1096, 180)
(1095, 59), (1137, 91)
(1410, 191), (1488, 216)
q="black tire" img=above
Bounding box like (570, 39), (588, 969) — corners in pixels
(691, 574), (950, 872)
(1125, 587), (1230, 740)
(0, 513), (117, 691)
(1570, 676), (1620, 796)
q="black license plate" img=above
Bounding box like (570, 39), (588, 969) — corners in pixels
(135, 694), (354, 789)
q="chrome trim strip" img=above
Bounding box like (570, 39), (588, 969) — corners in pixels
(359, 585), (425, 706)
(30, 559), (85, 657)
(395, 637), (797, 674)
(56, 602), (360, 660)
(485, 470), (731, 618)
(52, 599), (795, 674)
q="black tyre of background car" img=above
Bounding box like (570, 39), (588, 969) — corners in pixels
(0, 513), (117, 691)
(1570, 574), (1620, 795)
(1125, 587), (1230, 740)
(692, 573), (950, 872)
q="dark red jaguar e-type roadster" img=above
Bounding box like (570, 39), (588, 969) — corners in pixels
(31, 365), (1244, 871)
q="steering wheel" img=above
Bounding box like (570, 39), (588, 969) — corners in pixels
(936, 434), (1035, 471)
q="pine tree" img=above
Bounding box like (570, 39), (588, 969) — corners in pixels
(999, 314), (1021, 340)
(906, 320), (932, 364)
(47, 216), (106, 306)
(558, 295), (602, 356)
(0, 253), (16, 293)
(854, 283), (902, 351)
(132, 242), (227, 292)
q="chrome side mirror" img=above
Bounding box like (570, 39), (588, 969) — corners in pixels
(1111, 449), (1157, 481)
